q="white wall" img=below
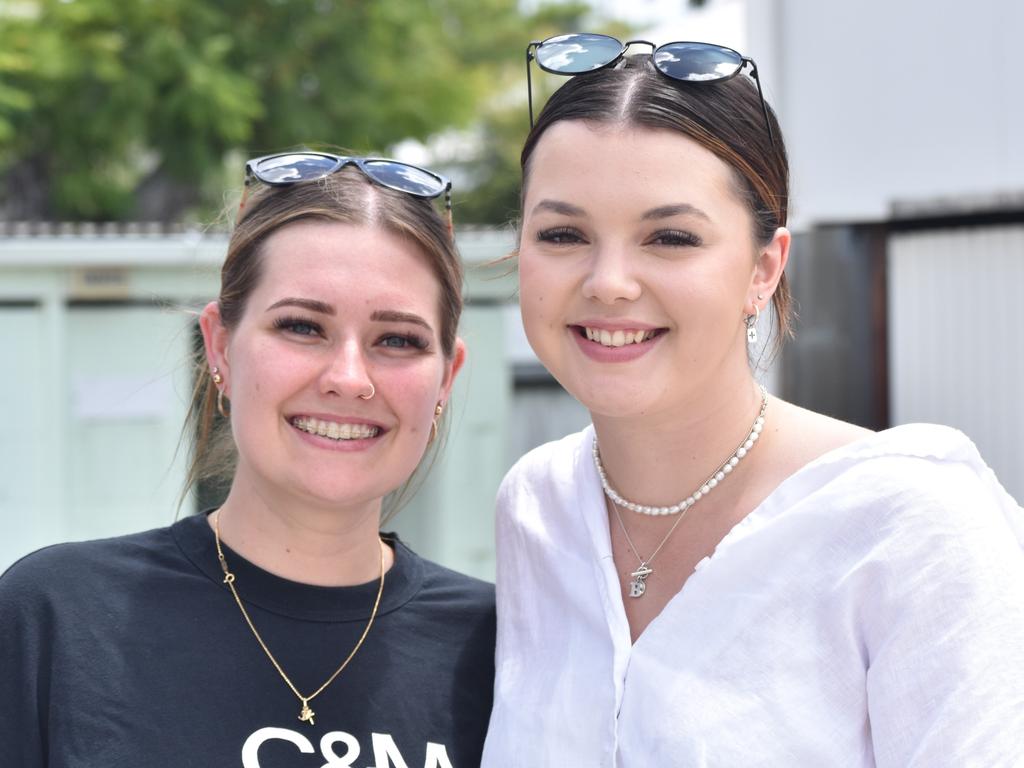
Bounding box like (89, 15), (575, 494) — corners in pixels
(748, 0), (1024, 228)
(887, 225), (1022, 503)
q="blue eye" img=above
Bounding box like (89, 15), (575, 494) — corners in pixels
(273, 316), (323, 337)
(379, 334), (429, 350)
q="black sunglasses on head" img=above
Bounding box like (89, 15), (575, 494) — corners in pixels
(241, 151), (454, 231)
(526, 33), (775, 146)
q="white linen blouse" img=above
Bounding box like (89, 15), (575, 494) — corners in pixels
(482, 424), (1024, 767)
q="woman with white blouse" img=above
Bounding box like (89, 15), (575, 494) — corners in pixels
(482, 34), (1024, 766)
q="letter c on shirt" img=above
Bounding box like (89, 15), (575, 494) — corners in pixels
(242, 727), (315, 768)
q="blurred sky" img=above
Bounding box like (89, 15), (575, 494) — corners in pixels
(592, 0), (746, 48)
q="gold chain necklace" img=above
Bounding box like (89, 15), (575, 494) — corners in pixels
(214, 511), (385, 725)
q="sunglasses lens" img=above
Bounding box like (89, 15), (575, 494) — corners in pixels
(653, 42), (743, 82)
(253, 153), (339, 183)
(537, 33), (624, 74)
(364, 160), (447, 198)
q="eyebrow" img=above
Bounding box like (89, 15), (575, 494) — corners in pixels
(531, 199), (586, 217)
(371, 310), (434, 332)
(266, 297), (335, 314)
(641, 203), (711, 222)
(531, 199), (711, 222)
(267, 301), (434, 333)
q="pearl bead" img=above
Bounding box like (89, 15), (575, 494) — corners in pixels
(593, 386), (766, 516)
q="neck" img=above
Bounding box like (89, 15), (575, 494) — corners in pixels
(592, 374), (765, 510)
(211, 471), (390, 587)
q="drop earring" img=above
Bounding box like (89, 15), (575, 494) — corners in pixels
(429, 403), (444, 444)
(211, 366), (229, 418)
(746, 304), (760, 345)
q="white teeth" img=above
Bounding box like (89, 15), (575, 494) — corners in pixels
(582, 327), (656, 348)
(292, 417), (379, 441)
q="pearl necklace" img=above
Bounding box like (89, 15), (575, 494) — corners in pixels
(593, 386), (767, 516)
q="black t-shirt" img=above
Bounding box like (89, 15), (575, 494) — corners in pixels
(0, 513), (496, 767)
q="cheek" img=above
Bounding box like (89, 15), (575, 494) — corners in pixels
(379, 363), (446, 422)
(518, 253), (557, 329)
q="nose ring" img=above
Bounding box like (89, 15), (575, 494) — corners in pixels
(358, 382), (376, 401)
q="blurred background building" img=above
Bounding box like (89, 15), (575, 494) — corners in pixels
(2, 0), (1021, 577)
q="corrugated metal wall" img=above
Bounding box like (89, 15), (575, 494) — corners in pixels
(888, 225), (1023, 503)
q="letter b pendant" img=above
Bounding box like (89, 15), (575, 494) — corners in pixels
(628, 565), (653, 598)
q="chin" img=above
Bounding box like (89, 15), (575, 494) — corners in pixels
(563, 375), (657, 420)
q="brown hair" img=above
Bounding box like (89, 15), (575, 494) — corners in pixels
(521, 54), (793, 352)
(182, 166), (463, 506)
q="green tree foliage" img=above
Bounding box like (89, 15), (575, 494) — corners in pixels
(0, 0), (537, 221)
(451, 6), (631, 225)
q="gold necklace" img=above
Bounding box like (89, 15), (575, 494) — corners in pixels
(214, 511), (385, 725)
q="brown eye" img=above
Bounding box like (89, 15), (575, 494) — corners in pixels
(651, 230), (702, 247)
(537, 227), (585, 245)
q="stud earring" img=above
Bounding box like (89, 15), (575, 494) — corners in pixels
(746, 304), (760, 345)
(429, 403), (444, 444)
(211, 366), (223, 385)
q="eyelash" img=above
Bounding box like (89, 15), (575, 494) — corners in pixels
(536, 227), (702, 248)
(273, 315), (322, 337)
(536, 226), (584, 245)
(272, 316), (429, 351)
(649, 230), (703, 248)
(378, 333), (429, 351)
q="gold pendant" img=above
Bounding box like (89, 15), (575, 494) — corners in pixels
(298, 700), (316, 725)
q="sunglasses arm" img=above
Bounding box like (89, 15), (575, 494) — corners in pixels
(444, 188), (454, 238)
(526, 42), (540, 128)
(746, 60), (776, 148)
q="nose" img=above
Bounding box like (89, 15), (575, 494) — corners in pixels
(581, 245), (642, 305)
(320, 338), (374, 398)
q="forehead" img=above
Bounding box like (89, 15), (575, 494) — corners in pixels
(524, 121), (743, 217)
(253, 220), (441, 313)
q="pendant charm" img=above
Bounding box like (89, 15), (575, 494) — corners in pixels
(298, 700), (316, 725)
(628, 565), (653, 598)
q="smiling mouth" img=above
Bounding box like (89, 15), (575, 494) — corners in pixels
(576, 326), (664, 348)
(291, 417), (381, 441)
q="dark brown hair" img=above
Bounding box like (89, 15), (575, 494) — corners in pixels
(521, 54), (792, 350)
(182, 166), (463, 504)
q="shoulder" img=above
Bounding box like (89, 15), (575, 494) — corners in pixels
(0, 526), (177, 608)
(777, 421), (1023, 549)
(393, 539), (495, 613)
(497, 425), (593, 509)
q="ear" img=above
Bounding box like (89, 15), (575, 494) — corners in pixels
(198, 301), (231, 390)
(438, 337), (467, 404)
(748, 226), (790, 313)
